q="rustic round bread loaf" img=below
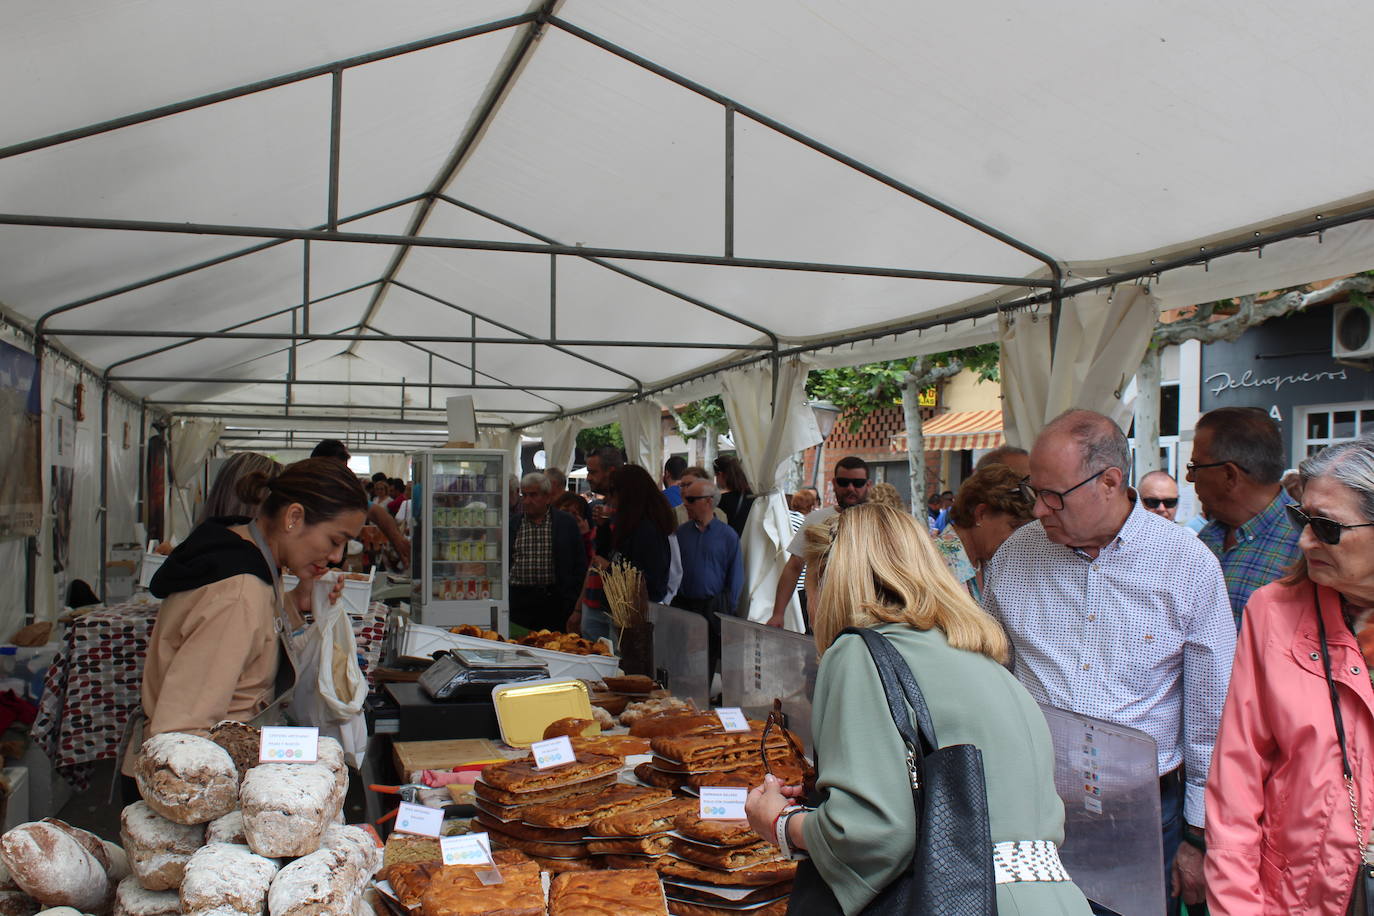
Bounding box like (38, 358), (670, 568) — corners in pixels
(240, 764), (340, 858)
(204, 811), (245, 847)
(0, 822), (111, 912)
(135, 734), (239, 825)
(120, 801), (205, 892)
(178, 843), (278, 914)
(208, 721), (259, 785)
(113, 875), (181, 916)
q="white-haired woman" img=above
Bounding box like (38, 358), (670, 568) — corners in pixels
(1207, 437), (1374, 914)
(744, 503), (1090, 915)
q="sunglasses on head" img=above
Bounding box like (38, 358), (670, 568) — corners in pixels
(833, 477), (868, 488)
(1142, 497), (1178, 509)
(1286, 504), (1374, 545)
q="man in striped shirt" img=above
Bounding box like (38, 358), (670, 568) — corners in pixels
(1188, 407), (1301, 628)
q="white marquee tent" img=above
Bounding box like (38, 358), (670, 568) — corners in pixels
(4, 0), (1374, 628)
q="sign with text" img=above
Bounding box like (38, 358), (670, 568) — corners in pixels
(531, 735), (576, 770)
(259, 726), (319, 763)
(699, 786), (748, 820)
(441, 833), (494, 866)
(714, 707), (750, 733)
(394, 802), (444, 837)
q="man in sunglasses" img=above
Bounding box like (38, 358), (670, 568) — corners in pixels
(1187, 407), (1301, 629)
(672, 477), (744, 677)
(766, 456), (871, 629)
(983, 409), (1234, 916)
(1139, 470), (1181, 522)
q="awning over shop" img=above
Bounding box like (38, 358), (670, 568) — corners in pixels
(914, 409), (1004, 452)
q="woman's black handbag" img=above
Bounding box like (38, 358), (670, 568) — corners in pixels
(788, 627), (997, 915)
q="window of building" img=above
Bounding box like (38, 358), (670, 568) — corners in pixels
(1300, 401), (1374, 457)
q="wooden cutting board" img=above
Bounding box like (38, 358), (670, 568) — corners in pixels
(392, 738), (504, 779)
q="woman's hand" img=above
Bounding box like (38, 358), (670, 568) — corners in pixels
(591, 555), (610, 572)
(745, 774), (803, 845)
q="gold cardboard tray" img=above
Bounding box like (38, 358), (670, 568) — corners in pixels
(493, 678), (595, 748)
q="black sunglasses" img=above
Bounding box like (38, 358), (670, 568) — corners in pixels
(1186, 459), (1249, 475)
(1286, 504), (1374, 546)
(1018, 468), (1106, 511)
(1141, 497), (1179, 509)
(683, 495), (711, 504)
(833, 477), (868, 488)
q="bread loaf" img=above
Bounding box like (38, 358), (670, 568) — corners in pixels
(240, 765), (339, 858)
(178, 844), (278, 914)
(40, 820), (111, 873)
(121, 801), (205, 892)
(315, 739), (348, 797)
(29, 908), (86, 916)
(320, 826), (381, 892)
(103, 843), (131, 883)
(136, 734), (239, 825)
(113, 876), (181, 916)
(208, 722), (260, 785)
(265, 846), (356, 916)
(0, 821), (111, 912)
(204, 812), (245, 847)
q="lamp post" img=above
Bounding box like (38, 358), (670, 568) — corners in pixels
(808, 400), (841, 490)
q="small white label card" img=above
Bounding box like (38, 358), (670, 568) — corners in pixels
(258, 726), (319, 763)
(394, 802), (444, 837)
(699, 786), (749, 820)
(714, 707), (750, 733)
(441, 832), (493, 866)
(531, 735), (576, 770)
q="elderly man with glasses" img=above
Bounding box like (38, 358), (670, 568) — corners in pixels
(1187, 407), (1302, 630)
(672, 477), (744, 678)
(986, 409), (1235, 916)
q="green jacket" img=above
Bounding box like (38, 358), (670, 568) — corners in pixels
(801, 623), (1091, 915)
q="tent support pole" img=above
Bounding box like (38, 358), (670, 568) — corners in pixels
(470, 316), (477, 386)
(549, 255), (557, 339)
(136, 402), (147, 530)
(724, 105), (735, 258)
(436, 195), (782, 347)
(428, 355), (434, 409)
(46, 326), (765, 350)
(286, 309), (297, 413)
(113, 374), (626, 393)
(328, 70), (343, 231)
(302, 242), (312, 333)
(99, 383), (110, 601)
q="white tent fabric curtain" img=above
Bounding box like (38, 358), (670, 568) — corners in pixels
(369, 455), (410, 481)
(169, 419), (223, 541)
(541, 418), (580, 475)
(478, 429), (523, 482)
(720, 359), (823, 630)
(616, 401), (664, 475)
(1000, 287), (1158, 446)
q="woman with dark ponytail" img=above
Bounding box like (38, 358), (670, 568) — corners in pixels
(124, 457), (368, 760)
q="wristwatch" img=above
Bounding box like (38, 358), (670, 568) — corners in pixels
(775, 805), (810, 860)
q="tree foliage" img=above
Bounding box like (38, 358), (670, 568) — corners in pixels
(805, 344), (1001, 431)
(675, 395), (728, 439)
(577, 422), (623, 453)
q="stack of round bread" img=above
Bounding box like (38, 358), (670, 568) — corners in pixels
(0, 727), (379, 916)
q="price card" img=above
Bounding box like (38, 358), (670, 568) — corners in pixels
(258, 726), (319, 763)
(714, 707), (750, 733)
(699, 787), (748, 820)
(441, 833), (494, 866)
(531, 735), (576, 770)
(393, 802), (444, 837)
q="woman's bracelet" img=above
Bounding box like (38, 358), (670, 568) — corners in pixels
(771, 804), (801, 850)
(775, 806), (810, 860)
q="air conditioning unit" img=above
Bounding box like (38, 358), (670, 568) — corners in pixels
(1332, 303), (1374, 359)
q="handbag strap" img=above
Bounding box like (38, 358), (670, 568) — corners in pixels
(1313, 584), (1373, 864)
(839, 627), (939, 757)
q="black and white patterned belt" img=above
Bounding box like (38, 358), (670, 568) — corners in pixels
(992, 840), (1073, 884)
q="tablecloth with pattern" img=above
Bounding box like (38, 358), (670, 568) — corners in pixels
(32, 598), (389, 789)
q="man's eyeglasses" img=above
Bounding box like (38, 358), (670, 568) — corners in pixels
(1285, 504), (1374, 546)
(1186, 459), (1249, 475)
(1142, 497), (1179, 509)
(683, 495), (711, 504)
(1018, 468), (1106, 512)
(833, 477), (868, 488)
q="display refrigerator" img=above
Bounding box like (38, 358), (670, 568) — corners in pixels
(409, 449), (510, 631)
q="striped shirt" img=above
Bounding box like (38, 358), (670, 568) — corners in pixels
(1198, 492), (1301, 629)
(983, 501), (1235, 827)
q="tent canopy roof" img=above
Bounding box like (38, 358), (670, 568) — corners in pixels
(5, 1), (1374, 446)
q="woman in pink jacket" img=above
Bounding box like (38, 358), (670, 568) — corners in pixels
(1206, 437), (1374, 914)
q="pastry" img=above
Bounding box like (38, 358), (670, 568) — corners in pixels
(178, 843), (278, 914)
(628, 714), (727, 739)
(549, 869), (667, 916)
(671, 812), (760, 847)
(135, 734), (239, 825)
(590, 706), (615, 729)
(632, 763), (683, 791)
(207, 722), (259, 785)
(120, 801), (205, 891)
(0, 821), (111, 913)
(474, 772), (618, 807)
(380, 862), (440, 910)
(685, 763), (803, 791)
(521, 853), (598, 874)
(650, 732), (793, 767)
(478, 753), (621, 794)
(520, 785), (673, 829)
(668, 838), (784, 870)
(240, 763), (340, 858)
(619, 698), (693, 726)
(589, 799), (698, 838)
(486, 832), (588, 859)
(601, 676), (658, 694)
(660, 882), (792, 905)
(381, 835), (441, 869)
(656, 857), (797, 887)
(586, 835), (675, 857)
(569, 735), (651, 758)
(542, 718), (596, 740)
(417, 859), (543, 916)
(472, 815), (584, 844)
(665, 899), (789, 916)
(112, 876), (181, 916)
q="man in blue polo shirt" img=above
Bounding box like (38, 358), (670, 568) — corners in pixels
(672, 476), (744, 677)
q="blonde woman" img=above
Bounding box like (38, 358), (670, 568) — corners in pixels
(744, 503), (1089, 915)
